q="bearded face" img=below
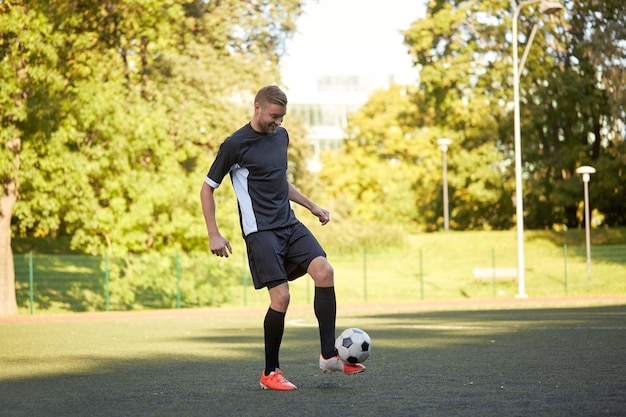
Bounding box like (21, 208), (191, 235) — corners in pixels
(253, 102), (286, 134)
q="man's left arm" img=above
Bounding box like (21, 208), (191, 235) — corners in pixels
(288, 182), (330, 225)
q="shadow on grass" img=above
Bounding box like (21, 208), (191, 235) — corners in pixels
(1, 305), (626, 417)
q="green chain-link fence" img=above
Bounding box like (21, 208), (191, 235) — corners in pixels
(13, 244), (626, 315)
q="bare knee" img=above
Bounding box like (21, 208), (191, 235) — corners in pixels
(268, 283), (290, 312)
(308, 256), (334, 287)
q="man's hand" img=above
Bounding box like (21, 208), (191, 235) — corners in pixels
(287, 182), (330, 225)
(311, 205), (330, 226)
(210, 234), (233, 257)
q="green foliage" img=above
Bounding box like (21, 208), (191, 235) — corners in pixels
(317, 85), (431, 228)
(320, 0), (625, 232)
(4, 0), (626, 316)
(591, 140), (626, 225)
(450, 144), (514, 230)
(1, 0), (306, 315)
(3, 0), (306, 255)
(13, 228), (626, 313)
(296, 210), (407, 255)
(13, 251), (243, 312)
(105, 252), (239, 310)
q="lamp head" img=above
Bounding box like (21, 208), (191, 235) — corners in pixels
(437, 138), (453, 152)
(576, 165), (596, 183)
(575, 166), (596, 175)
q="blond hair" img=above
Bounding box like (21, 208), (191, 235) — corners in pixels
(254, 85), (288, 107)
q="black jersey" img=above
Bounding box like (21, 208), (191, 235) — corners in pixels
(205, 123), (298, 237)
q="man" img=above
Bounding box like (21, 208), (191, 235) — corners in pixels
(200, 85), (365, 391)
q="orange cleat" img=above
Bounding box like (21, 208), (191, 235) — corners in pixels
(259, 370), (297, 391)
(319, 355), (365, 375)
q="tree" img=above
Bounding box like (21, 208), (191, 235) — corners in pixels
(549, 0), (625, 227)
(403, 0), (625, 230)
(317, 86), (432, 228)
(322, 0), (625, 232)
(1, 1), (67, 316)
(325, 1), (516, 230)
(1, 0), (306, 315)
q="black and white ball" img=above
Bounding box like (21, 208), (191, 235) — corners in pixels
(335, 328), (371, 364)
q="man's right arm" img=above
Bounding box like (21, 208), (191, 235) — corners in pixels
(200, 181), (233, 257)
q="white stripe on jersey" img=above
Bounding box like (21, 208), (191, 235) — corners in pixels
(204, 177), (220, 189)
(230, 164), (258, 235)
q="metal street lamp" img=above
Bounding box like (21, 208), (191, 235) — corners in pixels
(575, 165), (596, 281)
(437, 138), (453, 231)
(512, 0), (563, 298)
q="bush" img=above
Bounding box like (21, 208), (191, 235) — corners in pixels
(302, 217), (407, 254)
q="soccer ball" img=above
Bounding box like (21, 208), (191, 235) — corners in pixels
(335, 328), (371, 364)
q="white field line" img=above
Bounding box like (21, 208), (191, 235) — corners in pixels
(392, 324), (626, 330)
(287, 319), (626, 330)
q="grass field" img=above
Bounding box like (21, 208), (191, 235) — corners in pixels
(12, 229), (626, 314)
(2, 298), (626, 417)
(231, 229), (626, 309)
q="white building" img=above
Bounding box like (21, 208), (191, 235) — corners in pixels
(286, 73), (399, 171)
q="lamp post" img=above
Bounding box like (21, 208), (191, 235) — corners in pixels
(512, 0), (563, 298)
(437, 138), (453, 231)
(575, 165), (596, 281)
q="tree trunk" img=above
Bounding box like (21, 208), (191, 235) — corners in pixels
(0, 180), (18, 317)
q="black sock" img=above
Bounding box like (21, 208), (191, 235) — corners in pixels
(314, 286), (337, 359)
(264, 308), (286, 376)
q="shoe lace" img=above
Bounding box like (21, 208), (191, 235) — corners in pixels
(274, 372), (289, 383)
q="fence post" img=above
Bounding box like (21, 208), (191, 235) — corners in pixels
(419, 248), (424, 301)
(307, 277), (311, 304)
(105, 252), (110, 312)
(176, 252), (181, 309)
(28, 252), (34, 315)
(491, 247), (497, 297)
(363, 249), (368, 303)
(242, 251), (247, 307)
(563, 244), (568, 296)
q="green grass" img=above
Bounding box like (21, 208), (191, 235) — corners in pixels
(12, 228), (626, 314)
(1, 301), (626, 416)
(232, 229), (626, 309)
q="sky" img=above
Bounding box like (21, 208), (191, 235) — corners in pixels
(281, 0), (427, 95)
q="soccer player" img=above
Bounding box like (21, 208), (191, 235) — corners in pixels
(200, 85), (365, 391)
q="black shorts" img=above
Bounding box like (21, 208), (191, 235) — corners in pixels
(244, 222), (326, 290)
